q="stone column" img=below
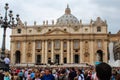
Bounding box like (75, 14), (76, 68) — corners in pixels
(41, 40), (45, 63)
(71, 40), (73, 63)
(51, 40), (54, 63)
(10, 42), (15, 64)
(104, 41), (108, 63)
(60, 40), (63, 64)
(45, 40), (48, 64)
(32, 41), (35, 64)
(80, 40), (83, 63)
(21, 41), (26, 63)
(90, 40), (94, 65)
(67, 40), (70, 63)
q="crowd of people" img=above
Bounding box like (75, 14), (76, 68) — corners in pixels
(0, 62), (120, 80)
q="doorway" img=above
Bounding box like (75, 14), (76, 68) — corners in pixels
(15, 50), (21, 64)
(74, 54), (79, 63)
(97, 50), (103, 62)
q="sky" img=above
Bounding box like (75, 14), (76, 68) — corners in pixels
(0, 0), (120, 50)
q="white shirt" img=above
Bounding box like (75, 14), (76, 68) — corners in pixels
(24, 71), (28, 78)
(4, 57), (10, 64)
(78, 74), (84, 80)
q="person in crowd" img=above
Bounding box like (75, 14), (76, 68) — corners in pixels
(68, 68), (77, 80)
(111, 69), (117, 80)
(0, 69), (4, 80)
(34, 71), (41, 80)
(58, 68), (67, 80)
(84, 70), (92, 80)
(4, 72), (11, 80)
(111, 69), (120, 80)
(30, 69), (35, 80)
(41, 68), (55, 80)
(77, 69), (85, 80)
(27, 71), (31, 80)
(24, 69), (28, 80)
(91, 68), (98, 80)
(118, 69), (120, 74)
(13, 73), (19, 80)
(40, 70), (45, 79)
(4, 55), (10, 71)
(95, 62), (112, 80)
(18, 70), (24, 80)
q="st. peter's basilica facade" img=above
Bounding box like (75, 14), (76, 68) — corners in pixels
(10, 5), (120, 65)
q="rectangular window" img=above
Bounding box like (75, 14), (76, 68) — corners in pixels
(63, 41), (67, 50)
(17, 29), (21, 33)
(36, 41), (41, 49)
(74, 40), (79, 49)
(48, 41), (51, 50)
(98, 40), (102, 48)
(64, 58), (67, 63)
(97, 26), (101, 32)
(17, 42), (20, 49)
(54, 40), (60, 49)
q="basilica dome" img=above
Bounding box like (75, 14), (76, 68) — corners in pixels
(56, 5), (79, 25)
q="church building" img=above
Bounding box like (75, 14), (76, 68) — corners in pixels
(10, 5), (111, 65)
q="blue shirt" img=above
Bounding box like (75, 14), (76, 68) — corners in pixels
(18, 71), (24, 77)
(111, 75), (115, 80)
(30, 72), (35, 79)
(41, 74), (55, 80)
(4, 76), (10, 80)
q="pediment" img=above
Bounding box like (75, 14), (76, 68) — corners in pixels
(44, 28), (70, 35)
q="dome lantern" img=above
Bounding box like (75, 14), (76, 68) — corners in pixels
(65, 4), (71, 14)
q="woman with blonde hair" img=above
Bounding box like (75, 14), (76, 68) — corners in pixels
(4, 72), (11, 80)
(34, 70), (41, 80)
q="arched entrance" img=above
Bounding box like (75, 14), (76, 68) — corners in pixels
(15, 50), (21, 64)
(97, 50), (103, 62)
(74, 54), (79, 63)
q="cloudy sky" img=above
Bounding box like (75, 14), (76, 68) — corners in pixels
(0, 0), (120, 49)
